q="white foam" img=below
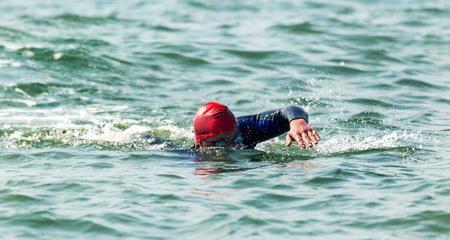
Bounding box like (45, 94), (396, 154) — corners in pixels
(22, 50), (34, 57)
(0, 59), (22, 68)
(314, 131), (419, 155)
(1, 41), (45, 52)
(156, 120), (194, 139)
(80, 123), (151, 143)
(0, 106), (130, 126)
(0, 105), (195, 150)
(255, 130), (422, 157)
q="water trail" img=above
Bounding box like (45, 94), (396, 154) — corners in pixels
(0, 107), (193, 150)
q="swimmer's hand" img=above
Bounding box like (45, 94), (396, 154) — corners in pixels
(285, 119), (320, 149)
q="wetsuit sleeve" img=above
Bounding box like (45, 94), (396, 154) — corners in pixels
(237, 105), (309, 148)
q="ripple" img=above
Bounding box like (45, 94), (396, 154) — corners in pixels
(156, 173), (184, 179)
(351, 111), (385, 119)
(149, 52), (210, 66)
(14, 47), (117, 71)
(85, 162), (115, 169)
(366, 83), (396, 90)
(149, 193), (181, 202)
(50, 37), (111, 48)
(0, 152), (30, 162)
(304, 176), (346, 185)
(190, 213), (231, 230)
(406, 6), (449, 14)
(402, 20), (429, 27)
(223, 49), (283, 60)
(348, 98), (395, 108)
(0, 25), (33, 40)
(340, 33), (397, 45)
(270, 22), (322, 34)
(139, 23), (181, 32)
(6, 211), (125, 236)
(320, 65), (373, 75)
(1, 193), (42, 203)
(207, 79), (234, 86)
(368, 210), (450, 233)
(38, 182), (93, 192)
(395, 78), (440, 89)
(102, 212), (141, 225)
(341, 111), (387, 128)
(51, 13), (131, 25)
(231, 178), (268, 188)
(433, 97), (450, 104)
(235, 99), (252, 105)
(260, 192), (303, 203)
(101, 54), (134, 66)
(237, 215), (267, 226)
(363, 49), (403, 63)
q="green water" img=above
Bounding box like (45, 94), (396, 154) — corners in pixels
(1, 0), (450, 239)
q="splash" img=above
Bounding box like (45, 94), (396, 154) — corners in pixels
(314, 131), (419, 155)
(0, 107), (194, 150)
(1, 122), (184, 151)
(255, 130), (422, 159)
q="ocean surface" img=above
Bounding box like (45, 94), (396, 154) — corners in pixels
(1, 0), (449, 239)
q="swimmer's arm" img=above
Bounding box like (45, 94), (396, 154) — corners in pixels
(238, 105), (319, 148)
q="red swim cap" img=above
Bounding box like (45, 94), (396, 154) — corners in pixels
(193, 102), (237, 143)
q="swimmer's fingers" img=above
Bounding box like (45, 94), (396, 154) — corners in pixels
(286, 132), (305, 148)
(285, 133), (293, 147)
(292, 132), (306, 149)
(301, 132), (313, 148)
(307, 128), (319, 144)
(313, 129), (320, 141)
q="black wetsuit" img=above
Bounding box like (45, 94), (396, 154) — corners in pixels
(236, 105), (309, 149)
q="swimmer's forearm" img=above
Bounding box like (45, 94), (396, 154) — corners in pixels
(280, 105), (309, 123)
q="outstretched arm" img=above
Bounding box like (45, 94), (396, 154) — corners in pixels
(237, 105), (320, 148)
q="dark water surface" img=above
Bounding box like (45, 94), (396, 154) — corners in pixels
(1, 0), (450, 239)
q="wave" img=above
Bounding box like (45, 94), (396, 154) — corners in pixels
(395, 78), (441, 89)
(141, 52), (210, 66)
(313, 131), (419, 156)
(1, 41), (129, 74)
(21, 13), (133, 27)
(222, 49), (293, 60)
(270, 22), (322, 35)
(5, 210), (125, 237)
(0, 111), (193, 151)
(0, 25), (34, 41)
(348, 98), (395, 108)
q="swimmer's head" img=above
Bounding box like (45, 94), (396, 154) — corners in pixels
(193, 102), (238, 147)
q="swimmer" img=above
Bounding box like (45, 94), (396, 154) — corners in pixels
(193, 102), (320, 149)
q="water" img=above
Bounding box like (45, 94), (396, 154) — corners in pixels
(1, 0), (449, 239)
